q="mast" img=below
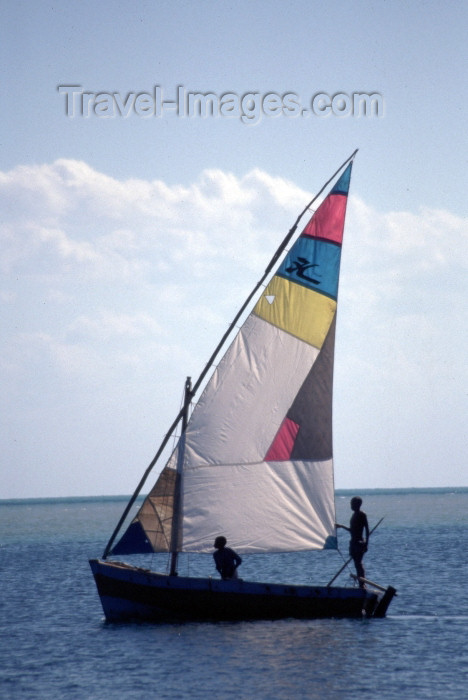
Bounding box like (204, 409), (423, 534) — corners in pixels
(169, 377), (192, 576)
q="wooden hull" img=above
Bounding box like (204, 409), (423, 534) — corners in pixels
(89, 559), (396, 622)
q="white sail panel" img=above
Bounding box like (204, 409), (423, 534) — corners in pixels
(181, 459), (335, 553)
(183, 313), (319, 468)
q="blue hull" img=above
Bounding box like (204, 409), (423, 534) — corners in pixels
(89, 559), (395, 622)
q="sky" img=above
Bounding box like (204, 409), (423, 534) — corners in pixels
(1, 0), (467, 498)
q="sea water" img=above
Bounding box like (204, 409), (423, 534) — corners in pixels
(1, 489), (467, 699)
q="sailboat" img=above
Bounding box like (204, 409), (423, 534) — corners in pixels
(90, 152), (396, 622)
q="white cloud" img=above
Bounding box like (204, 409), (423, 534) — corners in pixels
(67, 311), (164, 342)
(347, 197), (467, 281)
(1, 160), (467, 496)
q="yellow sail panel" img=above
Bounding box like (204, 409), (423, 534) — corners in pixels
(253, 276), (336, 349)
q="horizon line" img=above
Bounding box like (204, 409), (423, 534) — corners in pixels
(1, 485), (468, 506)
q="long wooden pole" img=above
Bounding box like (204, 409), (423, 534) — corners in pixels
(102, 150), (358, 559)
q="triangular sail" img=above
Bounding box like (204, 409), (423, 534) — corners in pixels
(112, 162), (353, 556)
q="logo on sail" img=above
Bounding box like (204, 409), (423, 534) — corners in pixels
(285, 257), (321, 285)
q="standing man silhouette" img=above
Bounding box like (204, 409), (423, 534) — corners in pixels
(336, 497), (369, 587)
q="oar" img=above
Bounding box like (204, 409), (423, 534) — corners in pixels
(326, 516), (384, 587)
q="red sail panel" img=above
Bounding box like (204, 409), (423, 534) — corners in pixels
(302, 193), (347, 244)
(265, 418), (300, 461)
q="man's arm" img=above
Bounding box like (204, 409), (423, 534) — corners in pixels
(363, 515), (369, 546)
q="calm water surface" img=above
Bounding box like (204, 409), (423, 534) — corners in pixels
(1, 490), (467, 699)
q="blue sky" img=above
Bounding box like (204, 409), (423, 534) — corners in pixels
(1, 1), (467, 498)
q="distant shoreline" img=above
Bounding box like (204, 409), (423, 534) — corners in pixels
(1, 486), (467, 506)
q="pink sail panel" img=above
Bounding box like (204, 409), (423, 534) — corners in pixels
(302, 193), (347, 244)
(265, 418), (300, 461)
